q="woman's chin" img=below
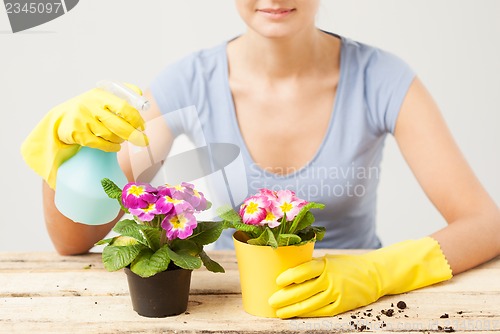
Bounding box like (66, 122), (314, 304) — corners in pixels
(249, 25), (302, 40)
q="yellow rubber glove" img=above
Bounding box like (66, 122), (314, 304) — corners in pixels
(21, 85), (149, 189)
(269, 237), (452, 318)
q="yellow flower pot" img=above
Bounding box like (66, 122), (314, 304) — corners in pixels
(233, 231), (315, 318)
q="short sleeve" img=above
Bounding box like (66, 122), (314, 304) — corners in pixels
(364, 49), (416, 135)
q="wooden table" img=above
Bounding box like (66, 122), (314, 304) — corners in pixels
(1, 251), (499, 333)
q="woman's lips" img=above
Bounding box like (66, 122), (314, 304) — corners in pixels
(256, 8), (296, 19)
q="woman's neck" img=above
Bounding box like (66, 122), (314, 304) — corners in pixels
(229, 28), (338, 80)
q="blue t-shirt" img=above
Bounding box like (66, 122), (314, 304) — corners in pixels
(150, 34), (415, 249)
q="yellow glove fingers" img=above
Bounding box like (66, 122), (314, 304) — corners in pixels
(96, 90), (146, 131)
(274, 286), (335, 319)
(272, 240), (452, 319)
(77, 135), (121, 152)
(95, 108), (149, 147)
(57, 110), (123, 150)
(276, 258), (324, 287)
(298, 302), (340, 318)
(269, 273), (328, 309)
(128, 128), (149, 147)
(85, 122), (123, 152)
(21, 82), (149, 189)
(87, 122), (123, 145)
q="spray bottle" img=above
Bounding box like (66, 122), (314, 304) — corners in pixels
(54, 81), (150, 225)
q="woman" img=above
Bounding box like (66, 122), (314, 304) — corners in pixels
(22, 0), (499, 318)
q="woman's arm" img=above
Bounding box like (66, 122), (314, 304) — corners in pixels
(43, 91), (174, 255)
(394, 77), (500, 274)
(268, 76), (500, 319)
(43, 181), (119, 255)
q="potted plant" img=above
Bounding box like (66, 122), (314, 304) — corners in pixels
(96, 178), (226, 318)
(220, 188), (325, 318)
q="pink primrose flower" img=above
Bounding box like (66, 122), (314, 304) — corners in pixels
(239, 195), (270, 226)
(258, 188), (278, 201)
(161, 211), (198, 240)
(272, 189), (307, 221)
(122, 182), (157, 209)
(155, 186), (175, 215)
(262, 209), (281, 228)
(156, 184), (174, 197)
(129, 202), (159, 222)
(169, 182), (208, 212)
(156, 184), (196, 214)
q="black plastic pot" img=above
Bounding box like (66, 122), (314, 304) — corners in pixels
(124, 267), (192, 318)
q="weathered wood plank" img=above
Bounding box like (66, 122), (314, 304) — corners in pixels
(0, 252), (498, 333)
(0, 293), (499, 333)
(0, 270), (242, 297)
(1, 262), (499, 298)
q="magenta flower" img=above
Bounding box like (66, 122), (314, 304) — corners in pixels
(98, 177), (226, 277)
(163, 196), (193, 216)
(155, 182), (207, 240)
(170, 182), (208, 211)
(122, 182), (157, 209)
(161, 211), (198, 240)
(272, 189), (307, 221)
(239, 195), (270, 226)
(120, 181), (212, 240)
(129, 202), (159, 222)
(157, 184), (174, 197)
(155, 186), (175, 215)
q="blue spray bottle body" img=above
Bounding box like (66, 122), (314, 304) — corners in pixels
(54, 81), (150, 225)
(54, 147), (127, 225)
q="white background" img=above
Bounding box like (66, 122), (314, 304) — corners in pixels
(0, 0), (498, 251)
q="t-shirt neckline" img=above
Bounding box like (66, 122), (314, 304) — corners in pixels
(220, 33), (347, 180)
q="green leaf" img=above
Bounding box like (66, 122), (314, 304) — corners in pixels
(216, 205), (242, 223)
(311, 226), (326, 241)
(111, 236), (139, 246)
(293, 211), (315, 234)
(295, 238), (317, 246)
(216, 205), (263, 238)
(129, 249), (156, 277)
(112, 219), (147, 245)
(101, 178), (129, 213)
(101, 243), (144, 272)
(170, 239), (202, 256)
(296, 225), (326, 243)
(140, 226), (161, 251)
(247, 227), (278, 249)
(101, 178), (122, 200)
(277, 233), (302, 246)
(227, 220), (262, 235)
(130, 245), (172, 278)
(296, 226), (315, 243)
(288, 202), (325, 234)
(94, 237), (115, 246)
(187, 221), (226, 246)
(165, 247), (202, 270)
(199, 250), (225, 273)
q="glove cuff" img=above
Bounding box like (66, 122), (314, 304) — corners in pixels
(366, 237), (453, 296)
(21, 111), (79, 189)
